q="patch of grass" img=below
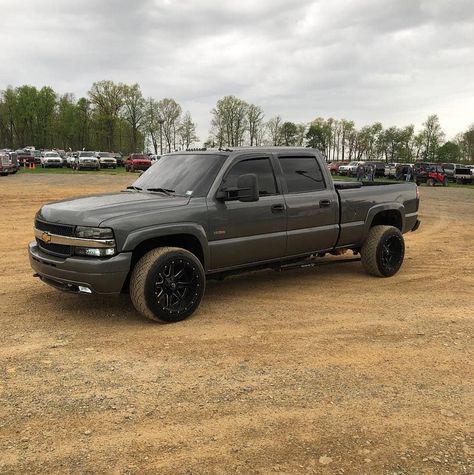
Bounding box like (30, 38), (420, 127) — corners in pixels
(17, 166), (128, 175)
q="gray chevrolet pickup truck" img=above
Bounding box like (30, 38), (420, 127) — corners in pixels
(29, 147), (420, 323)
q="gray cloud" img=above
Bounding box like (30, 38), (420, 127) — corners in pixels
(0, 0), (472, 142)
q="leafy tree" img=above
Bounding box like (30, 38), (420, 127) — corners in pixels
(210, 95), (248, 147)
(437, 141), (461, 162)
(88, 80), (124, 151)
(420, 114), (445, 161)
(281, 121), (298, 146)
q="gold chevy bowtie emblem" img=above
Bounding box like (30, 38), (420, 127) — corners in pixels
(42, 231), (52, 243)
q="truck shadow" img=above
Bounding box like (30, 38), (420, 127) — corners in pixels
(28, 258), (364, 324)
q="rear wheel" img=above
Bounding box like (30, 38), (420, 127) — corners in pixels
(361, 225), (405, 277)
(443, 177), (448, 186)
(427, 178), (434, 186)
(130, 247), (205, 323)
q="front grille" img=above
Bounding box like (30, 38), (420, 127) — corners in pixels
(35, 219), (75, 237)
(37, 239), (73, 257)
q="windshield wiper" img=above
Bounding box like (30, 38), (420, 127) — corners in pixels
(125, 185), (142, 191)
(146, 187), (175, 196)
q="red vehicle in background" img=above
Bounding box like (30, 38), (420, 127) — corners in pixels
(414, 163), (448, 186)
(16, 150), (35, 167)
(125, 153), (152, 172)
(327, 161), (348, 175)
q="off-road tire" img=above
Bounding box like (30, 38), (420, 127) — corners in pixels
(361, 225), (405, 277)
(130, 247), (205, 323)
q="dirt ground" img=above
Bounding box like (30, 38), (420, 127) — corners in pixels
(0, 174), (473, 475)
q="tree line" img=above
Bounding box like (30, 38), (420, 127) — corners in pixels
(0, 81), (198, 155)
(207, 95), (473, 163)
(1, 86), (472, 163)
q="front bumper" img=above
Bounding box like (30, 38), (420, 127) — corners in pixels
(28, 242), (132, 294)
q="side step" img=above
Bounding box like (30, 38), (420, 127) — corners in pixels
(278, 256), (361, 271)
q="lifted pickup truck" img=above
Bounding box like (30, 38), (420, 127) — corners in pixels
(29, 147), (420, 323)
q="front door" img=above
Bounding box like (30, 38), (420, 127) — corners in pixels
(207, 156), (287, 270)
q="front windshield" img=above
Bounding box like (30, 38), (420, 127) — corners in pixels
(45, 152), (59, 157)
(99, 152), (114, 157)
(79, 152), (94, 157)
(132, 154), (227, 197)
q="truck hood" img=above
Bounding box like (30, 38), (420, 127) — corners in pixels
(38, 191), (190, 227)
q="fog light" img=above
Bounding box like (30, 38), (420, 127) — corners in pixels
(75, 247), (116, 257)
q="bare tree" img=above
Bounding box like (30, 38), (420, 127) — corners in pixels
(158, 98), (182, 153)
(247, 104), (264, 146)
(267, 115), (283, 146)
(121, 84), (145, 152)
(178, 111), (198, 149)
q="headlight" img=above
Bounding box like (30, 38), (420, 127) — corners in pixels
(75, 226), (114, 239)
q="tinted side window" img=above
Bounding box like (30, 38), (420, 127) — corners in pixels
(224, 158), (277, 196)
(279, 156), (326, 193)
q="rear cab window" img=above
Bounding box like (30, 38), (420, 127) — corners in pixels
(278, 155), (326, 193)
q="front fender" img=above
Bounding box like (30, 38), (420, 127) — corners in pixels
(121, 222), (210, 269)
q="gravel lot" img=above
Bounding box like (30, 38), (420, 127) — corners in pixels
(0, 174), (473, 474)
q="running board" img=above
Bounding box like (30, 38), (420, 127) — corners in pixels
(278, 256), (361, 271)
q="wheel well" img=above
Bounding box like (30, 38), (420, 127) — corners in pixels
(121, 234), (204, 292)
(370, 210), (402, 231)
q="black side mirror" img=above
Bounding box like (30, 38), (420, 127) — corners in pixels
(216, 173), (259, 202)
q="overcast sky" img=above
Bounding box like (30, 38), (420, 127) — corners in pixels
(1, 0), (473, 143)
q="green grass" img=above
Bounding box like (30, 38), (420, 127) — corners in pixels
(18, 166), (128, 175)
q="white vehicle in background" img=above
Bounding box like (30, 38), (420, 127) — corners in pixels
(339, 161), (364, 176)
(149, 154), (161, 164)
(95, 152), (117, 169)
(41, 151), (63, 168)
(73, 151), (100, 170)
(384, 163), (399, 178)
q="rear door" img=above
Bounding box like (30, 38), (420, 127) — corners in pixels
(276, 153), (339, 256)
(207, 155), (287, 270)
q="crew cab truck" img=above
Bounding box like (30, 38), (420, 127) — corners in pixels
(29, 148), (420, 323)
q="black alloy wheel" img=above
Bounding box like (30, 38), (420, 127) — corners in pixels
(130, 247), (205, 323)
(151, 258), (201, 315)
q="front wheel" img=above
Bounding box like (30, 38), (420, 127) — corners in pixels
(361, 225), (405, 277)
(427, 178), (434, 186)
(130, 247), (205, 323)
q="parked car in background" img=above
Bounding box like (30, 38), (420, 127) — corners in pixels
(414, 163), (447, 186)
(16, 150), (35, 167)
(125, 153), (151, 172)
(364, 162), (385, 178)
(66, 152), (78, 168)
(384, 163), (399, 179)
(96, 152), (117, 169)
(73, 151), (100, 170)
(442, 163), (472, 184)
(114, 153), (124, 167)
(395, 164), (414, 181)
(31, 150), (42, 165)
(149, 154), (161, 164)
(2, 150), (19, 174)
(0, 151), (12, 176)
(339, 161), (361, 176)
(41, 151), (63, 168)
(327, 161), (348, 175)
